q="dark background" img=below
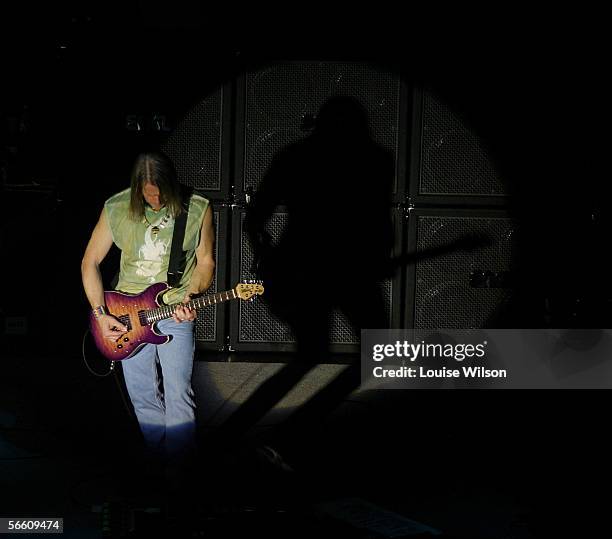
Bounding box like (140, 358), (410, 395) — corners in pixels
(0, 3), (609, 537)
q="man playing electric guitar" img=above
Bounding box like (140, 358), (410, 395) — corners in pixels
(81, 151), (215, 484)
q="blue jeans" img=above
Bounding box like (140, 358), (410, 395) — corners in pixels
(121, 318), (196, 460)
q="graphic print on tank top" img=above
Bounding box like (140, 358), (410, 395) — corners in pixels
(135, 213), (174, 283)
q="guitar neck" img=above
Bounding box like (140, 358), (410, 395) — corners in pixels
(147, 289), (237, 323)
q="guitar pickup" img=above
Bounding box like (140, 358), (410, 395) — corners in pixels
(138, 311), (149, 327)
(117, 314), (132, 331)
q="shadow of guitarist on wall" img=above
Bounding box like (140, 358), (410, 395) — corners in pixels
(216, 96), (395, 463)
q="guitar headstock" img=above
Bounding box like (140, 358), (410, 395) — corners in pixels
(235, 280), (265, 301)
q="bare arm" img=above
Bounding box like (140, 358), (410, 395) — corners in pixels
(81, 208), (127, 337)
(188, 203), (216, 295)
(81, 208), (113, 308)
(173, 204), (216, 322)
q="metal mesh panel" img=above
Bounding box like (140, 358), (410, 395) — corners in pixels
(326, 285), (393, 344)
(237, 212), (393, 345)
(244, 62), (400, 193)
(162, 88), (223, 192)
(420, 91), (504, 195)
(238, 212), (293, 343)
(194, 210), (219, 342)
(414, 215), (515, 329)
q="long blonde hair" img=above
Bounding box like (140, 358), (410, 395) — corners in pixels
(129, 152), (183, 221)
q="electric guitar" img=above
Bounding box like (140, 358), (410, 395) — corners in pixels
(89, 281), (264, 361)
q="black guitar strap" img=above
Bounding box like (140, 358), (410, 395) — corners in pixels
(167, 188), (192, 288)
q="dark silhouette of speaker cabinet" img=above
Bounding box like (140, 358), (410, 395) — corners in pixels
(405, 208), (517, 329)
(227, 206), (403, 353)
(161, 83), (232, 201)
(235, 62), (409, 203)
(409, 87), (510, 206)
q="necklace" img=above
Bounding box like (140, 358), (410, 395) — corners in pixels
(143, 207), (171, 237)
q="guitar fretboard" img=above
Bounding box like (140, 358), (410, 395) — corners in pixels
(146, 289), (237, 323)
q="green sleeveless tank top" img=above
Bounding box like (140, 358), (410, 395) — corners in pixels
(104, 188), (210, 305)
